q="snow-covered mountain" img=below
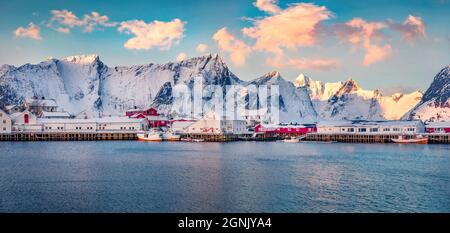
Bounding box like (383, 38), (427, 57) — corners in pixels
(294, 74), (422, 120)
(404, 65), (450, 122)
(0, 54), (317, 123)
(244, 71), (317, 123)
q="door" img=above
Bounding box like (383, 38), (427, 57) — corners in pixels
(24, 114), (29, 124)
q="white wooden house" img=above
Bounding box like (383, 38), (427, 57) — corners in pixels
(0, 109), (12, 134)
(317, 120), (425, 135)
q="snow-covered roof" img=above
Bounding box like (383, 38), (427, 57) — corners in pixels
(25, 98), (58, 107)
(426, 122), (450, 128)
(147, 115), (169, 121)
(5, 105), (19, 110)
(317, 120), (423, 127)
(37, 117), (144, 124)
(42, 111), (70, 118)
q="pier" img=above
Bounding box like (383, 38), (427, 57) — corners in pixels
(0, 132), (449, 143)
(0, 132), (137, 141)
(305, 133), (450, 144)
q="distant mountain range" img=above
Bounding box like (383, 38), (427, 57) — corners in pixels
(294, 74), (423, 121)
(0, 54), (449, 122)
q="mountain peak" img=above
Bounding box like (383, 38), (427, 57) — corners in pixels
(335, 79), (360, 96)
(265, 71), (281, 78)
(62, 54), (100, 64)
(294, 73), (312, 87)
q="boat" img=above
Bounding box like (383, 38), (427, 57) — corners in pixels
(283, 137), (300, 143)
(137, 130), (163, 142)
(161, 131), (181, 141)
(180, 137), (205, 142)
(282, 135), (306, 143)
(391, 135), (428, 144)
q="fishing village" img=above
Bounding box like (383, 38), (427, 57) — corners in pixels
(1, 97), (449, 144)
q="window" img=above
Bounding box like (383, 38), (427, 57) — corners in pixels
(3, 120), (6, 124)
(370, 128), (378, 132)
(0, 113), (2, 117)
(383, 128), (390, 132)
(358, 128), (366, 132)
(347, 128), (354, 132)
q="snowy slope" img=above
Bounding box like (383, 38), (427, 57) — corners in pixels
(404, 65), (450, 122)
(245, 71), (317, 123)
(295, 74), (422, 120)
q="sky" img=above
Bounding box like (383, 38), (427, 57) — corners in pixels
(0, 0), (449, 94)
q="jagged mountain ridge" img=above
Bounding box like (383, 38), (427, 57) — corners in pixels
(0, 54), (317, 123)
(294, 74), (423, 120)
(404, 65), (450, 122)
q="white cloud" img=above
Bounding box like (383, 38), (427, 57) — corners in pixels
(49, 9), (117, 33)
(243, 3), (332, 55)
(336, 18), (391, 65)
(196, 43), (208, 53)
(118, 19), (186, 50)
(176, 52), (187, 61)
(14, 22), (42, 40)
(389, 15), (426, 42)
(212, 27), (252, 66)
(254, 0), (281, 14)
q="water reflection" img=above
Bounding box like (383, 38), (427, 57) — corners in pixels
(0, 141), (449, 212)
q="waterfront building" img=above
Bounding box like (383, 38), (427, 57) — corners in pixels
(425, 122), (450, 133)
(0, 109), (12, 134)
(255, 123), (317, 136)
(38, 117), (146, 133)
(170, 120), (196, 134)
(10, 110), (41, 132)
(126, 107), (169, 128)
(24, 97), (58, 115)
(185, 112), (247, 135)
(316, 120), (425, 135)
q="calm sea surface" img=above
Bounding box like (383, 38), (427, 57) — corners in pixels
(0, 141), (449, 213)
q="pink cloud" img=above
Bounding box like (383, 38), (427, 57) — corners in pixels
(362, 41), (392, 66)
(212, 27), (252, 66)
(254, 0), (281, 14)
(389, 15), (426, 41)
(336, 18), (391, 65)
(49, 9), (117, 33)
(242, 3), (332, 55)
(118, 19), (186, 50)
(14, 22), (42, 40)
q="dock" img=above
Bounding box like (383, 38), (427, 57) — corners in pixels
(1, 132), (449, 143)
(0, 132), (137, 141)
(305, 133), (450, 144)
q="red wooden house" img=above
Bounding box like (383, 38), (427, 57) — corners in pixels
(255, 123), (317, 136)
(425, 122), (450, 133)
(126, 107), (169, 128)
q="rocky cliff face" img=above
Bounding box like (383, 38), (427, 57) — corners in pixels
(404, 65), (450, 122)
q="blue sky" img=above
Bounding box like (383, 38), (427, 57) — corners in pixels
(1, 0), (449, 94)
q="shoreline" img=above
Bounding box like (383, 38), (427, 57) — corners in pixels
(1, 132), (449, 144)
